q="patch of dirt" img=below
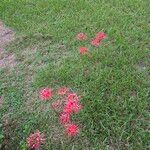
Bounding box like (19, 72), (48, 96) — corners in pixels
(0, 22), (16, 69)
(0, 52), (16, 69)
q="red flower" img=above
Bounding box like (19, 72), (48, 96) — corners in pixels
(63, 100), (82, 114)
(58, 87), (69, 95)
(66, 93), (79, 102)
(39, 88), (52, 100)
(91, 38), (101, 46)
(76, 33), (87, 40)
(51, 100), (62, 110)
(65, 93), (81, 113)
(27, 131), (45, 149)
(91, 32), (106, 46)
(96, 32), (106, 40)
(63, 103), (73, 114)
(79, 47), (88, 55)
(59, 112), (70, 124)
(65, 124), (79, 137)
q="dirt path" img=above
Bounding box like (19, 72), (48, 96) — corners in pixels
(0, 21), (16, 69)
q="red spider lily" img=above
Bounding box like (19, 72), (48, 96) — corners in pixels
(65, 124), (79, 137)
(63, 100), (82, 114)
(66, 93), (79, 102)
(63, 104), (73, 114)
(51, 100), (62, 110)
(79, 47), (88, 55)
(27, 131), (45, 149)
(59, 112), (71, 124)
(39, 88), (52, 100)
(76, 33), (87, 40)
(58, 87), (69, 95)
(91, 38), (101, 46)
(91, 32), (106, 46)
(96, 32), (107, 40)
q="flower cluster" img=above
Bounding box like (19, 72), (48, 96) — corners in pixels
(56, 90), (81, 137)
(54, 88), (82, 137)
(52, 88), (82, 137)
(76, 31), (107, 55)
(27, 86), (82, 149)
(27, 31), (107, 149)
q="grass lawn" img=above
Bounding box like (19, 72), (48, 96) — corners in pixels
(0, 0), (149, 149)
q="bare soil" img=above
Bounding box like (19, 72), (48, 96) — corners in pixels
(0, 22), (16, 69)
